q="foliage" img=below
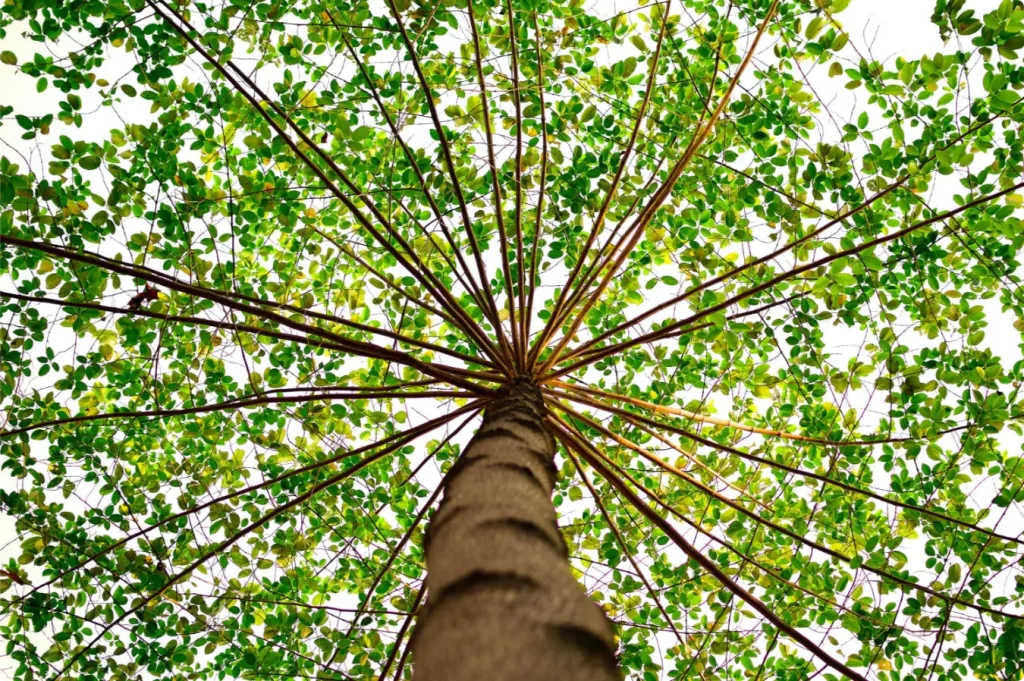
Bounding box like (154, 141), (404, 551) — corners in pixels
(1, 0), (1024, 679)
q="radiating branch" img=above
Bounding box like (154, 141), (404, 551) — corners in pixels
(148, 0), (508, 373)
(0, 237), (490, 394)
(547, 179), (1024, 379)
(562, 107), (1023, 363)
(534, 0), (780, 377)
(466, 0), (520, 364)
(4, 402), (485, 613)
(384, 0), (508, 353)
(548, 415), (872, 681)
(523, 13), (549, 354)
(377, 588), (424, 681)
(528, 0), (672, 369)
(1, 389), (471, 438)
(567, 448), (688, 653)
(554, 381), (914, 446)
(558, 388), (1024, 550)
(336, 28), (493, 331)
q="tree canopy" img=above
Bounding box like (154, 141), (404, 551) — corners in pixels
(1, 0), (1024, 679)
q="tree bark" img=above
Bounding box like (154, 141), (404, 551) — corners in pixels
(411, 379), (619, 681)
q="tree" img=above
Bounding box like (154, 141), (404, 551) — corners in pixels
(0, 0), (1023, 678)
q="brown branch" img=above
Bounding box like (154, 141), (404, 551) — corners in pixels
(0, 289), (493, 370)
(506, 0), (527, 372)
(547, 179), (1024, 379)
(1, 389), (470, 438)
(466, 0), (520, 364)
(557, 410), (902, 642)
(536, 0), (781, 377)
(0, 237), (489, 394)
(523, 13), (549, 356)
(560, 291), (808, 362)
(567, 448), (688, 653)
(50, 414), (453, 680)
(7, 402), (485, 610)
(550, 395), (767, 510)
(148, 0), (507, 373)
(564, 104), (1022, 362)
(384, 0), (507, 352)
(342, 422), (473, 639)
(554, 381), (912, 446)
(336, 28), (494, 332)
(548, 415), (872, 681)
(377, 588), (424, 681)
(536, 131), (680, 358)
(558, 388), (1024, 550)
(552, 394), (1024, 622)
(527, 0), (672, 369)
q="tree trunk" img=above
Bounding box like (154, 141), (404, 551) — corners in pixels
(411, 379), (619, 680)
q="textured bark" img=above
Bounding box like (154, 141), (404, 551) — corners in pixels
(411, 380), (618, 681)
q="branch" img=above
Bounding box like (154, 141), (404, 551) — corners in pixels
(535, 0), (780, 377)
(548, 415), (872, 681)
(506, 0), (527, 372)
(559, 388), (1024, 549)
(336, 29), (493, 330)
(0, 237), (490, 394)
(148, 0), (508, 372)
(3, 402), (485, 614)
(0, 289), (494, 370)
(547, 179), (1024, 379)
(567, 448), (688, 653)
(342, 421), (473, 639)
(564, 105), (1022, 362)
(377, 588), (424, 681)
(557, 412), (901, 645)
(550, 395), (767, 510)
(523, 13), (549, 354)
(384, 0), (507, 351)
(554, 380), (913, 446)
(1, 389), (470, 438)
(466, 0), (519, 364)
(50, 419), (447, 680)
(527, 0), (672, 369)
(553, 396), (1024, 623)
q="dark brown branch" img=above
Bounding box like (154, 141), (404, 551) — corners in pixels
(384, 0), (508, 352)
(51, 417), (451, 680)
(0, 237), (488, 394)
(1, 390), (470, 438)
(536, 1), (781, 377)
(466, 0), (520, 364)
(555, 381), (914, 445)
(7, 402), (485, 610)
(552, 395), (1024, 622)
(567, 449), (688, 653)
(549, 415), (872, 681)
(336, 29), (493, 332)
(523, 13), (549, 356)
(506, 0), (527, 372)
(556, 408), (904, 640)
(565, 106), (1023, 362)
(557, 388), (1024, 550)
(548, 179), (1024, 379)
(378, 588), (423, 681)
(343, 423), (472, 638)
(527, 0), (672, 369)
(148, 0), (507, 372)
(0, 290), (493, 370)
